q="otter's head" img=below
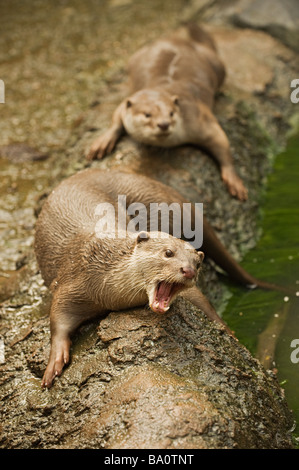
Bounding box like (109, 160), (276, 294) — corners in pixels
(122, 90), (182, 147)
(133, 231), (204, 314)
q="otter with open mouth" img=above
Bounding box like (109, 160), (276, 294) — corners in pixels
(151, 281), (191, 314)
(36, 225), (217, 389)
(35, 168), (289, 387)
(35, 168), (232, 388)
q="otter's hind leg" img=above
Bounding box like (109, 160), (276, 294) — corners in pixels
(180, 286), (234, 336)
(197, 110), (248, 201)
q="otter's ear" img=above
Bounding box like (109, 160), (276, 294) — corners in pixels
(172, 95), (179, 106)
(197, 251), (205, 262)
(126, 99), (133, 108)
(136, 231), (150, 243)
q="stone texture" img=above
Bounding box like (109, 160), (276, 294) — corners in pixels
(232, 0), (299, 52)
(0, 8), (298, 449)
(186, 0), (299, 51)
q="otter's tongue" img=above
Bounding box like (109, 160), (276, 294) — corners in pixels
(151, 281), (179, 314)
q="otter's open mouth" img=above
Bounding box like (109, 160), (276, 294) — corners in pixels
(150, 281), (185, 314)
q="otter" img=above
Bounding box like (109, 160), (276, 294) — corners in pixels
(35, 169), (287, 388)
(87, 23), (248, 201)
(35, 169), (226, 388)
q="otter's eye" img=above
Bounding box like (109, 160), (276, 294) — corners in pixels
(165, 249), (174, 258)
(144, 112), (151, 118)
(169, 111), (174, 117)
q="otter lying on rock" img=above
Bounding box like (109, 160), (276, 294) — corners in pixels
(87, 23), (248, 201)
(35, 169), (228, 388)
(35, 169), (285, 388)
(35, 169), (286, 387)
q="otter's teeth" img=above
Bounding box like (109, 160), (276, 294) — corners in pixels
(151, 299), (170, 314)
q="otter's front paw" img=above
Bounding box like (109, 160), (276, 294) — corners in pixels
(41, 343), (70, 389)
(86, 130), (118, 160)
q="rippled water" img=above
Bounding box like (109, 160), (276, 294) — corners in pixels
(223, 135), (299, 443)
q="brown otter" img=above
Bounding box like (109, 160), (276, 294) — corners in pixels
(35, 169), (227, 388)
(87, 23), (248, 201)
(35, 169), (286, 388)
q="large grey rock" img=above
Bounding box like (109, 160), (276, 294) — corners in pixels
(186, 0), (299, 51)
(232, 0), (299, 51)
(0, 301), (294, 449)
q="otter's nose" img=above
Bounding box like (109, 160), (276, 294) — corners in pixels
(157, 122), (170, 131)
(181, 267), (196, 279)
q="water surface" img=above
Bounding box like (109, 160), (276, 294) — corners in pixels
(223, 135), (299, 443)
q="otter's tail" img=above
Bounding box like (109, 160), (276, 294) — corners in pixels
(201, 217), (294, 295)
(180, 22), (218, 51)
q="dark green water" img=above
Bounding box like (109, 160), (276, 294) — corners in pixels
(223, 134), (299, 443)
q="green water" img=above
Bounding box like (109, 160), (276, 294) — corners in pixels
(223, 134), (299, 443)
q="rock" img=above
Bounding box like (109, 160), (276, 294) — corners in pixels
(79, 303), (293, 449)
(0, 17), (298, 449)
(0, 267), (28, 303)
(212, 27), (275, 94)
(186, 0), (299, 51)
(0, 144), (48, 163)
(232, 0), (299, 52)
(15, 301), (292, 449)
(80, 364), (232, 449)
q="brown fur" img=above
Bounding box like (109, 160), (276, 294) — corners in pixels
(36, 168), (289, 388)
(35, 169), (229, 388)
(87, 23), (247, 201)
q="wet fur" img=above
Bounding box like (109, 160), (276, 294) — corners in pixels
(35, 169), (226, 387)
(36, 168), (289, 387)
(87, 23), (247, 200)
